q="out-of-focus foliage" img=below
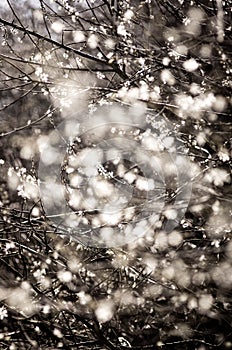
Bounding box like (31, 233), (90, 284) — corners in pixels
(0, 0), (232, 349)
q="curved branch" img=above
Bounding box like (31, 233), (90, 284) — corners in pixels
(0, 17), (128, 79)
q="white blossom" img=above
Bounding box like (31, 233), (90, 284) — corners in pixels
(161, 69), (175, 85)
(57, 270), (72, 283)
(117, 23), (127, 36)
(183, 58), (199, 72)
(0, 306), (8, 320)
(87, 34), (98, 49)
(198, 294), (214, 312)
(95, 300), (114, 323)
(124, 9), (134, 21)
(51, 21), (64, 33)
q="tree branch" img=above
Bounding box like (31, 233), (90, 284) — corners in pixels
(0, 17), (128, 79)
